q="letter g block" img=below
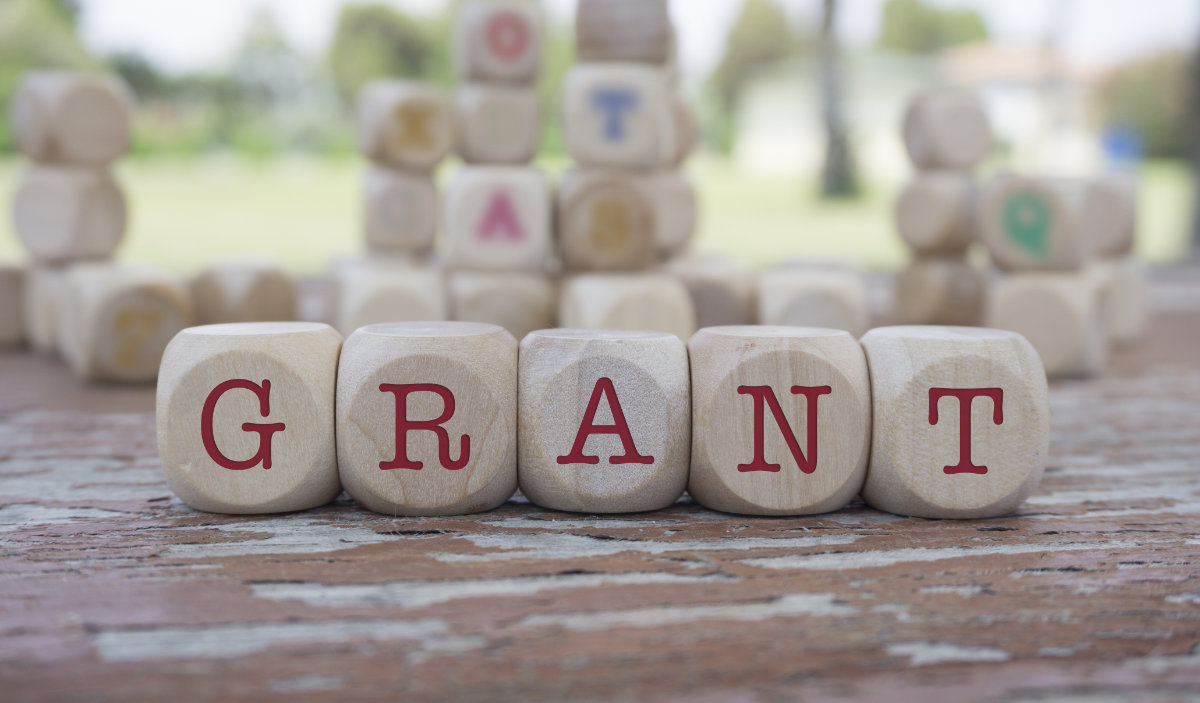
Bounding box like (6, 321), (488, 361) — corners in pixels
(156, 322), (343, 514)
(859, 326), (1050, 519)
(336, 322), (518, 516)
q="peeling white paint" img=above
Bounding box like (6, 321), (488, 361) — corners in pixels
(158, 518), (403, 558)
(918, 585), (984, 597)
(0, 503), (134, 531)
(518, 593), (854, 632)
(433, 532), (860, 562)
(887, 641), (1010, 665)
(740, 541), (1139, 571)
(1165, 593), (1200, 605)
(1027, 485), (1199, 507)
(479, 516), (664, 530)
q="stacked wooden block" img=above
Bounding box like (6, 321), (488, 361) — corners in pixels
(158, 320), (1049, 520)
(8, 71), (192, 383)
(558, 0), (698, 338)
(892, 90), (992, 328)
(444, 0), (556, 340)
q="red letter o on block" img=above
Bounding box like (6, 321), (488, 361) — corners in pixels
(486, 11), (529, 62)
(200, 379), (286, 470)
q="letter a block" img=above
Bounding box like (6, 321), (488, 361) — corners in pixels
(454, 0), (542, 84)
(444, 166), (551, 271)
(519, 329), (689, 513)
(689, 327), (870, 515)
(357, 81), (454, 171)
(564, 65), (675, 169)
(157, 323), (343, 514)
(859, 326), (1050, 519)
(337, 322), (517, 516)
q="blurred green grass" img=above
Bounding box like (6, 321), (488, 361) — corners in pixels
(0, 156), (1192, 275)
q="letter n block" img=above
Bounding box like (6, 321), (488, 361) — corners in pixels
(337, 322), (517, 516)
(444, 166), (551, 271)
(859, 326), (1050, 518)
(156, 322), (343, 513)
(689, 327), (870, 515)
(519, 329), (689, 513)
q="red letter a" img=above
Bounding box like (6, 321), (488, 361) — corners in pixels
(736, 385), (831, 474)
(557, 377), (653, 465)
(477, 191), (525, 241)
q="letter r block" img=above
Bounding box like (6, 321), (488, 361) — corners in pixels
(859, 326), (1050, 518)
(519, 329), (689, 513)
(689, 327), (870, 515)
(156, 322), (343, 514)
(336, 322), (517, 516)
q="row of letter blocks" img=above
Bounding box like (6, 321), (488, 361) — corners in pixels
(158, 321), (1049, 520)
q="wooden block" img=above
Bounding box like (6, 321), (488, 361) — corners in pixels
(336, 322), (517, 516)
(0, 265), (25, 347)
(454, 0), (542, 83)
(1086, 174), (1137, 258)
(663, 255), (756, 328)
(986, 272), (1107, 378)
(22, 265), (66, 354)
(323, 254), (425, 327)
(356, 81), (454, 171)
(859, 325), (1049, 518)
(758, 269), (871, 338)
(895, 172), (976, 254)
(648, 170), (697, 258)
(156, 322), (343, 514)
(978, 175), (1093, 271)
(333, 262), (446, 337)
(12, 165), (127, 264)
(557, 169), (657, 271)
(449, 271), (555, 340)
(902, 90), (992, 170)
(668, 95), (696, 167)
(190, 261), (297, 325)
(363, 166), (439, 254)
(57, 263), (193, 383)
(11, 71), (131, 165)
(454, 85), (540, 164)
(559, 273), (695, 340)
(1095, 257), (1150, 346)
(443, 166), (551, 271)
(576, 0), (674, 64)
(688, 326), (870, 515)
(894, 257), (987, 326)
(518, 329), (689, 513)
(563, 64), (675, 169)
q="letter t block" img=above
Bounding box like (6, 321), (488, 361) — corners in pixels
(859, 326), (1050, 518)
(156, 323), (344, 514)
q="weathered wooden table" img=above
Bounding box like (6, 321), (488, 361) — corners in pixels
(2, 270), (1198, 702)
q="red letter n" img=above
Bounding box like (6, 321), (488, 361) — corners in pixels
(928, 387), (1004, 475)
(557, 377), (653, 465)
(379, 383), (470, 471)
(201, 379), (286, 470)
(736, 385), (832, 474)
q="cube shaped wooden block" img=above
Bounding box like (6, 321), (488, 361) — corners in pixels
(454, 0), (542, 83)
(894, 257), (986, 326)
(11, 71), (131, 166)
(987, 272), (1107, 378)
(669, 95), (695, 167)
(557, 169), (656, 271)
(1094, 257), (1150, 346)
(0, 265), (25, 347)
(689, 327), (870, 515)
(559, 273), (696, 340)
(519, 329), (689, 513)
(57, 263), (192, 383)
(563, 65), (675, 169)
(363, 166), (439, 254)
(449, 271), (555, 340)
(443, 166), (551, 271)
(337, 322), (517, 516)
(13, 165), (127, 264)
(979, 175), (1093, 271)
(455, 85), (540, 164)
(191, 261), (297, 325)
(357, 81), (454, 171)
(903, 91), (992, 170)
(895, 172), (976, 255)
(1087, 174), (1137, 259)
(22, 265), (66, 354)
(860, 326), (1049, 519)
(157, 322), (343, 514)
(576, 0), (674, 64)
(664, 255), (757, 328)
(758, 269), (870, 338)
(332, 262), (446, 337)
(649, 170), (697, 258)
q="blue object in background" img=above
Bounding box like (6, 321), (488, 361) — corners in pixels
(1102, 126), (1143, 167)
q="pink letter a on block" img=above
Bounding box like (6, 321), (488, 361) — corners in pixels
(477, 191), (525, 242)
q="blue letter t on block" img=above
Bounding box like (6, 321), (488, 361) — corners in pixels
(591, 89), (639, 141)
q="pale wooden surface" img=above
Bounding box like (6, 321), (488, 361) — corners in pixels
(648, 170), (697, 257)
(11, 71), (131, 166)
(575, 0), (673, 65)
(987, 271), (1107, 378)
(894, 171), (976, 254)
(12, 165), (127, 263)
(563, 65), (676, 169)
(190, 262), (297, 325)
(557, 169), (658, 271)
(1, 269), (1199, 701)
(333, 263), (447, 337)
(443, 166), (551, 271)
(448, 270), (556, 340)
(559, 272), (696, 339)
(978, 175), (1092, 271)
(664, 255), (757, 329)
(893, 256), (986, 326)
(0, 265), (24, 346)
(356, 81), (454, 171)
(453, 0), (542, 84)
(758, 268), (871, 338)
(902, 90), (992, 170)
(363, 166), (439, 254)
(454, 85), (541, 165)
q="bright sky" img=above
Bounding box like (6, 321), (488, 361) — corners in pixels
(78, 0), (1200, 83)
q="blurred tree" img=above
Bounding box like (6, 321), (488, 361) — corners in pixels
(819, 0), (857, 198)
(1096, 49), (1189, 160)
(327, 3), (450, 104)
(877, 0), (988, 54)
